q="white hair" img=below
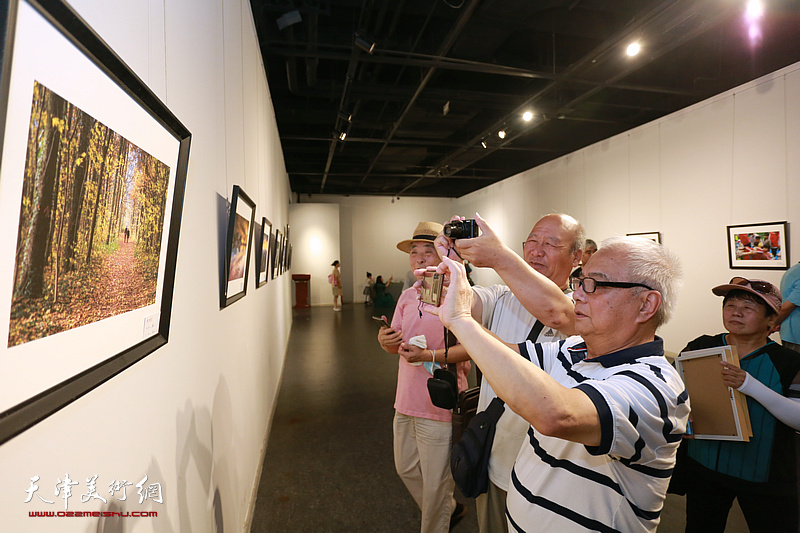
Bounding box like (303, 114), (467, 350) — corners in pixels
(599, 236), (683, 328)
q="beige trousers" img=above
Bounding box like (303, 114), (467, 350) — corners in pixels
(393, 412), (456, 533)
(476, 480), (509, 533)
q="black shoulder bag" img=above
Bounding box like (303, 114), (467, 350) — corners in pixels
(450, 319), (545, 498)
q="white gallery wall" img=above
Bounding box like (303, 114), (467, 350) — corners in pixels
(0, 1), (291, 532)
(290, 196), (455, 305)
(288, 203), (340, 307)
(454, 61), (800, 356)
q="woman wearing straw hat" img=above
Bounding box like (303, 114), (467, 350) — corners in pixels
(377, 221), (471, 532)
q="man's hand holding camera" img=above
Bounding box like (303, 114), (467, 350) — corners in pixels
(423, 256), (474, 332)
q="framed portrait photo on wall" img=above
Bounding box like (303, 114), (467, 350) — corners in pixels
(727, 221), (789, 270)
(222, 185), (255, 307)
(0, 0), (191, 444)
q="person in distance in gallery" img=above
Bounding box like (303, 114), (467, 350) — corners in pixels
(675, 277), (800, 533)
(428, 235), (689, 532)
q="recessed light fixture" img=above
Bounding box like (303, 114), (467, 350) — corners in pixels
(626, 41), (641, 57)
(498, 130), (506, 139)
(522, 111), (533, 122)
(746, 0), (764, 20)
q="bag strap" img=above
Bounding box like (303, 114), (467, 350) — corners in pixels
(526, 319), (545, 343)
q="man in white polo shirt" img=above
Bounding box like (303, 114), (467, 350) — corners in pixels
(438, 213), (582, 532)
(430, 235), (689, 532)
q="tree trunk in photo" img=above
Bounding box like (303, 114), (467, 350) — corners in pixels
(85, 128), (113, 265)
(63, 113), (93, 273)
(14, 93), (64, 300)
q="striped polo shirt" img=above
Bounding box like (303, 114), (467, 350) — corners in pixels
(506, 336), (690, 533)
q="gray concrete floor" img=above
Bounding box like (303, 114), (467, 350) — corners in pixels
(249, 303), (750, 532)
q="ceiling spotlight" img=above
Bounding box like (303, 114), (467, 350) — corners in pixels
(481, 140), (487, 149)
(337, 111), (352, 122)
(746, 0), (764, 21)
(626, 41), (641, 57)
(522, 111), (533, 122)
(498, 129), (506, 139)
(338, 132), (347, 141)
(354, 34), (376, 54)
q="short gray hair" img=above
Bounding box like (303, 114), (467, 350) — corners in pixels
(599, 236), (682, 328)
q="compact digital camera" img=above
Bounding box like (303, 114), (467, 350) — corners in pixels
(443, 219), (479, 239)
(419, 272), (444, 306)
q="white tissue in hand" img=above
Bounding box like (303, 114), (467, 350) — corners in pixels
(407, 335), (426, 365)
(408, 335), (427, 349)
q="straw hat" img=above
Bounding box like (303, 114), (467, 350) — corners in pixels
(396, 221), (443, 253)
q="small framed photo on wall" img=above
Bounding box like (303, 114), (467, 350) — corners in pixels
(255, 217), (271, 288)
(222, 185), (256, 307)
(727, 221), (789, 270)
(627, 232), (661, 244)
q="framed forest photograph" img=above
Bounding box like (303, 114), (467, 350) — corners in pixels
(0, 0), (191, 444)
(222, 185), (255, 307)
(255, 217), (271, 288)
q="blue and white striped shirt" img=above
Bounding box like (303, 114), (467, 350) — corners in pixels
(506, 336), (690, 532)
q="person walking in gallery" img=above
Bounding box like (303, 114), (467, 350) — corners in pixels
(436, 213), (583, 533)
(428, 235), (689, 532)
(377, 221), (471, 533)
(778, 261), (800, 354)
(363, 272), (375, 305)
(330, 260), (342, 311)
(678, 277), (800, 532)
(570, 237), (597, 279)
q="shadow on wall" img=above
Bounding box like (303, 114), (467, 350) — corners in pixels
(92, 460), (174, 533)
(174, 377), (238, 532)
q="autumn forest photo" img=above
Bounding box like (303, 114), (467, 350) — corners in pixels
(8, 81), (170, 347)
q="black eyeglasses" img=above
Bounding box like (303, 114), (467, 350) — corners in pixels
(570, 276), (654, 293)
(729, 277), (778, 296)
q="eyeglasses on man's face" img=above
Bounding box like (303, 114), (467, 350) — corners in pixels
(570, 276), (654, 294)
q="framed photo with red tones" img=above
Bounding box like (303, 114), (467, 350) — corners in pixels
(0, 0), (191, 444)
(727, 221), (789, 270)
(222, 186), (255, 307)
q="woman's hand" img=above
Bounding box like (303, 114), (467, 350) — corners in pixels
(721, 361), (747, 389)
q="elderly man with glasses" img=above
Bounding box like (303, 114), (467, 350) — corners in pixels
(430, 230), (689, 533)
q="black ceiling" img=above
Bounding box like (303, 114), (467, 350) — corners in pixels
(250, 0), (800, 198)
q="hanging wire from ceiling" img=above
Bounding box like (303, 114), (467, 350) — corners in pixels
(441, 0), (465, 8)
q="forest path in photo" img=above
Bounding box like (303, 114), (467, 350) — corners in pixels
(80, 239), (156, 321)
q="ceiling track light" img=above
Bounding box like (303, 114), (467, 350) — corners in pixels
(337, 111), (352, 122)
(497, 129), (506, 139)
(338, 131), (347, 141)
(481, 140), (487, 149)
(522, 110), (533, 122)
(354, 34), (376, 54)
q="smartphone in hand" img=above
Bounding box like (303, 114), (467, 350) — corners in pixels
(372, 316), (391, 328)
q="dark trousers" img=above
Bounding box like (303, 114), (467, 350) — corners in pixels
(685, 458), (798, 533)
